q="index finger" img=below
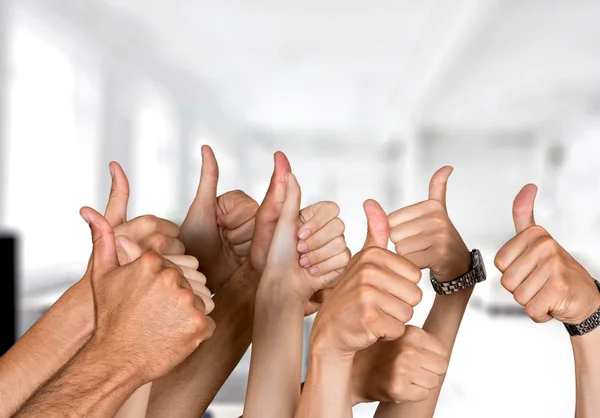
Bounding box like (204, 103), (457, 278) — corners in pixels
(298, 201), (340, 240)
(118, 215), (180, 242)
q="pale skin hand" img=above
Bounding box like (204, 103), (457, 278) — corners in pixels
(14, 207), (215, 417)
(296, 200), (422, 418)
(495, 184), (600, 418)
(375, 166), (475, 418)
(244, 167), (350, 418)
(0, 162), (190, 417)
(352, 326), (449, 405)
(180, 145), (259, 293)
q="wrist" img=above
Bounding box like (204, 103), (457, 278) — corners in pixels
(435, 248), (472, 283)
(50, 276), (95, 344)
(257, 272), (308, 307)
(85, 335), (145, 390)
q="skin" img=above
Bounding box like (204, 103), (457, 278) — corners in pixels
(243, 165), (350, 418)
(180, 145), (258, 294)
(374, 166), (473, 418)
(495, 184), (600, 418)
(14, 208), (215, 417)
(0, 162), (194, 417)
(296, 199), (423, 418)
(148, 151), (349, 418)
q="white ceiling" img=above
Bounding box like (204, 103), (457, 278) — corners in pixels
(57, 0), (600, 138)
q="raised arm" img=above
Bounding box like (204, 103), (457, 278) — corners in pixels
(14, 208), (215, 416)
(375, 166), (477, 418)
(495, 184), (600, 418)
(0, 162), (187, 416)
(296, 200), (423, 418)
(243, 153), (349, 418)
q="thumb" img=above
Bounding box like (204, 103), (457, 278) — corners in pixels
(195, 145), (219, 210)
(80, 206), (119, 279)
(104, 162), (130, 227)
(362, 199), (390, 249)
(262, 151), (292, 207)
(512, 184), (538, 234)
(268, 173), (302, 259)
(115, 235), (143, 265)
(428, 166), (454, 211)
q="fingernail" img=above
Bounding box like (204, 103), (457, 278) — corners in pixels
(297, 241), (309, 252)
(80, 211), (91, 225)
(300, 256), (310, 267)
(310, 266), (320, 275)
(298, 229), (310, 240)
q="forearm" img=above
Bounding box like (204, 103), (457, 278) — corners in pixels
(115, 383), (152, 418)
(296, 349), (354, 418)
(147, 262), (259, 418)
(14, 338), (139, 417)
(0, 280), (93, 416)
(243, 286), (305, 418)
(572, 328), (600, 418)
(376, 288), (473, 418)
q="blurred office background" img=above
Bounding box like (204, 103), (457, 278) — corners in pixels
(2, 0), (600, 417)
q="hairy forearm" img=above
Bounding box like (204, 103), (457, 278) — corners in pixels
(572, 328), (600, 418)
(0, 279), (93, 416)
(376, 288), (473, 418)
(296, 349), (354, 418)
(13, 338), (138, 417)
(147, 262), (259, 418)
(243, 285), (305, 418)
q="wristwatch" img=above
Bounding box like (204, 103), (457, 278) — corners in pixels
(563, 279), (600, 337)
(430, 249), (486, 295)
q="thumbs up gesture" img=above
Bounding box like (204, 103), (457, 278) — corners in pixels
(81, 207), (215, 387)
(495, 184), (600, 324)
(250, 152), (351, 314)
(389, 166), (471, 282)
(180, 146), (259, 293)
(309, 200), (422, 356)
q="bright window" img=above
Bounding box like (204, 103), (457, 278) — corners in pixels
(5, 14), (100, 291)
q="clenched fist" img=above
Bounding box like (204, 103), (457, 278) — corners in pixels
(81, 207), (215, 386)
(495, 184), (600, 324)
(389, 166), (471, 282)
(352, 326), (449, 404)
(180, 145), (259, 293)
(310, 200), (422, 357)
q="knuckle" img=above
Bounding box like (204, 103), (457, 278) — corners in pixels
(323, 201), (341, 217)
(359, 306), (380, 328)
(335, 217), (346, 234)
(409, 286), (423, 307)
(178, 288), (196, 306)
(536, 236), (558, 253)
(389, 381), (407, 401)
(162, 267), (183, 285)
(512, 288), (529, 306)
(140, 251), (163, 270)
(140, 214), (160, 231)
(190, 312), (209, 335)
(500, 273), (517, 293)
(549, 277), (569, 297)
(494, 251), (507, 272)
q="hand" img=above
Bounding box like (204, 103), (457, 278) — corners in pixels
(251, 152), (350, 314)
(260, 173), (350, 313)
(389, 166), (471, 282)
(116, 236), (214, 314)
(62, 162), (190, 332)
(495, 184), (600, 324)
(180, 145), (259, 293)
(309, 200), (422, 358)
(80, 207), (216, 385)
(352, 326), (449, 404)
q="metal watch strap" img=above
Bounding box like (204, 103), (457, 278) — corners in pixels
(430, 249), (487, 295)
(564, 279), (600, 337)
